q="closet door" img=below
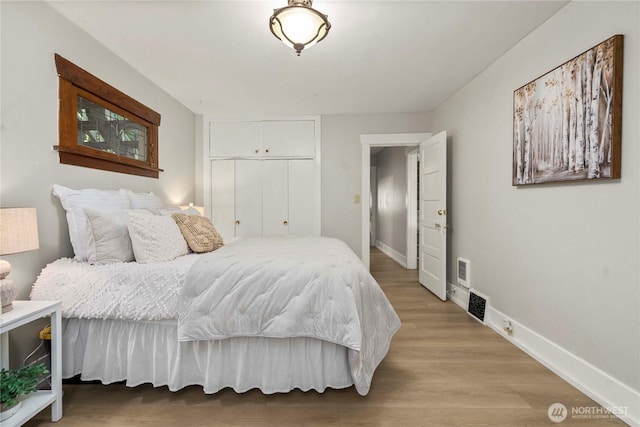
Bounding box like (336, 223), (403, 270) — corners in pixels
(235, 160), (262, 237)
(261, 121), (315, 158)
(210, 121), (261, 158)
(288, 160), (315, 235)
(210, 160), (235, 242)
(262, 160), (289, 235)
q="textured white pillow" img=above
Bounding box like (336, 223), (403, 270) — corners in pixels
(85, 209), (134, 264)
(127, 210), (189, 263)
(126, 190), (164, 209)
(52, 185), (130, 261)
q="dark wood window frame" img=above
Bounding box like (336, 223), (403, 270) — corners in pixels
(54, 54), (163, 178)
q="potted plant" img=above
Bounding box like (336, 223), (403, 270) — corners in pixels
(0, 363), (48, 421)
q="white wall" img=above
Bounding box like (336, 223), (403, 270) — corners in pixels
(431, 0), (639, 398)
(0, 1), (196, 298)
(321, 113), (429, 257)
(375, 147), (408, 260)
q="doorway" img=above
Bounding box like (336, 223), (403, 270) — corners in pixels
(370, 146), (417, 269)
(360, 133), (430, 270)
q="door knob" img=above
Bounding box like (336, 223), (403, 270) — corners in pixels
(283, 220), (288, 225)
(437, 209), (447, 216)
(235, 220), (240, 225)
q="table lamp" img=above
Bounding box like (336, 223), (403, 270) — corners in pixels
(0, 208), (39, 313)
(179, 202), (205, 216)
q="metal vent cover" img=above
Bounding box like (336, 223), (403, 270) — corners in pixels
(457, 257), (470, 288)
(467, 289), (488, 323)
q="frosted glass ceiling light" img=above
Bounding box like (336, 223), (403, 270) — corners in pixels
(270, 0), (331, 56)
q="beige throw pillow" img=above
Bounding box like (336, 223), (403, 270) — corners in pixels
(172, 213), (224, 253)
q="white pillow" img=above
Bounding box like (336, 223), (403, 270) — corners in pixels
(85, 209), (134, 264)
(52, 185), (130, 261)
(126, 190), (164, 209)
(127, 210), (189, 263)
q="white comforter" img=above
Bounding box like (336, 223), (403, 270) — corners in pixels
(178, 236), (401, 395)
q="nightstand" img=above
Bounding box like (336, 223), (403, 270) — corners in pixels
(0, 300), (62, 425)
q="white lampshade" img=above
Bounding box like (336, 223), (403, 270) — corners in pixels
(0, 208), (39, 255)
(270, 0), (330, 56)
(0, 207), (39, 313)
(179, 203), (205, 216)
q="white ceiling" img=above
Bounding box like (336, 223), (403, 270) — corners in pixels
(48, 1), (568, 116)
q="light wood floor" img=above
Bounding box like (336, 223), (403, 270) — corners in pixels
(27, 248), (623, 426)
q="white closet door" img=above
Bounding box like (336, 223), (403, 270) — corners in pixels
(261, 121), (315, 158)
(235, 160), (263, 237)
(210, 160), (235, 242)
(210, 121), (261, 158)
(288, 160), (314, 235)
(262, 160), (289, 235)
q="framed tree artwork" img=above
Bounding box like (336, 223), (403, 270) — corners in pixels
(513, 35), (623, 185)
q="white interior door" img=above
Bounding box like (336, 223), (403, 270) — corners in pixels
(419, 131), (447, 301)
(262, 160), (289, 235)
(235, 160), (263, 237)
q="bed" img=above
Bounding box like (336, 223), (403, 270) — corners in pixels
(31, 185), (400, 396)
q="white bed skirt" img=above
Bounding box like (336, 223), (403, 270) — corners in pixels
(62, 318), (354, 394)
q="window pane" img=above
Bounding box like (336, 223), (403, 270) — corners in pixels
(77, 96), (148, 161)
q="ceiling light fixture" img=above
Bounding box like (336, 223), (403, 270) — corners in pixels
(269, 0), (331, 56)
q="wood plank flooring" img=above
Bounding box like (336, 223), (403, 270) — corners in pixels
(27, 248), (624, 426)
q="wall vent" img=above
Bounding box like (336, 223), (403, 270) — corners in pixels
(467, 289), (488, 324)
(457, 257), (470, 288)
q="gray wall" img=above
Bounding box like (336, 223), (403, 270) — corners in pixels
(321, 113), (429, 257)
(374, 147), (408, 258)
(1, 1), (196, 299)
(430, 1), (639, 391)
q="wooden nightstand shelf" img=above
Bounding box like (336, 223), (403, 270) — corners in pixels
(0, 300), (62, 426)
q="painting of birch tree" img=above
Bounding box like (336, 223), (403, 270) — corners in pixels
(513, 35), (623, 185)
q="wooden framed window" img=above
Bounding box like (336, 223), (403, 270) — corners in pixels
(54, 54), (162, 178)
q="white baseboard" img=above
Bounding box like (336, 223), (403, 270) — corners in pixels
(375, 240), (407, 268)
(446, 282), (639, 427)
(447, 281), (469, 308)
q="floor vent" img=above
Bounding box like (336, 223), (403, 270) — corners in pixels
(457, 257), (470, 288)
(467, 289), (488, 324)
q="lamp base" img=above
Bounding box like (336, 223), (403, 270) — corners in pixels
(0, 278), (16, 313)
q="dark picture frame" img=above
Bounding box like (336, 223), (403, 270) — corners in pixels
(513, 35), (623, 185)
